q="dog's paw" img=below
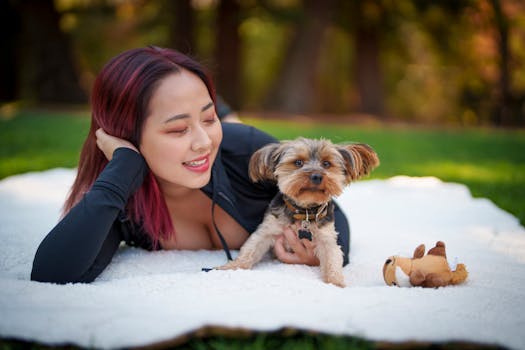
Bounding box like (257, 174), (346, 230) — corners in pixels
(216, 260), (252, 270)
(323, 273), (346, 288)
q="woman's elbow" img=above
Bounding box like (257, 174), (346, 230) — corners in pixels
(30, 267), (95, 284)
(30, 252), (93, 284)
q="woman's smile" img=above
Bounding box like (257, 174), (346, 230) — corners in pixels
(183, 154), (210, 173)
(139, 70), (223, 191)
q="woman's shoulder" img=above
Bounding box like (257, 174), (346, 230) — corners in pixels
(220, 122), (278, 156)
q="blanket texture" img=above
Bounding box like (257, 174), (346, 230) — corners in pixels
(0, 169), (524, 349)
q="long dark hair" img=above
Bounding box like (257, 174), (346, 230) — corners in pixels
(64, 46), (216, 246)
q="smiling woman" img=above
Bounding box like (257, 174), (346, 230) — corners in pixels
(139, 71), (222, 193)
(29, 46), (351, 284)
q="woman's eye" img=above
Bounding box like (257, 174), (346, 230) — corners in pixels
(204, 116), (217, 124)
(322, 160), (331, 168)
(294, 159), (304, 167)
(168, 128), (188, 135)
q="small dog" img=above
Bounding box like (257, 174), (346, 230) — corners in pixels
(218, 137), (379, 287)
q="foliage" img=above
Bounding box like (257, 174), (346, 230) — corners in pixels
(7, 0), (521, 125)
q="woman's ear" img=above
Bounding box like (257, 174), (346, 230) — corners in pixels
(248, 143), (283, 182)
(337, 143), (379, 183)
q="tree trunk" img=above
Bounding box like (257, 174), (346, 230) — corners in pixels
(215, 0), (241, 110)
(489, 0), (514, 126)
(264, 0), (335, 114)
(16, 0), (86, 104)
(167, 0), (195, 54)
(353, 0), (385, 117)
(0, 0), (19, 102)
(354, 25), (384, 117)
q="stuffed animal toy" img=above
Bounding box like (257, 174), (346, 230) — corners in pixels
(382, 241), (468, 288)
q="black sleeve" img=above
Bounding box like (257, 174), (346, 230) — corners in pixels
(31, 148), (149, 284)
(334, 203), (350, 266)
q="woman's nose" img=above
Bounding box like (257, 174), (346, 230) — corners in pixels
(191, 126), (212, 152)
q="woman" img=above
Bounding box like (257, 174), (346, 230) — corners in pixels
(31, 46), (350, 284)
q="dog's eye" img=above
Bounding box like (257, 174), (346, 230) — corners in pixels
(322, 160), (331, 168)
(385, 259), (392, 265)
(294, 160), (304, 167)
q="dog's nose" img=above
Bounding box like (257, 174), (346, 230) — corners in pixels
(310, 173), (323, 185)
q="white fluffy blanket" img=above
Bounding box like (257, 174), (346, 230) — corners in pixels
(1, 169), (524, 349)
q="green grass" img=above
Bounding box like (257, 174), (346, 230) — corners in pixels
(0, 111), (90, 179)
(1, 111), (524, 225)
(0, 110), (523, 350)
(247, 119), (525, 225)
(0, 329), (505, 350)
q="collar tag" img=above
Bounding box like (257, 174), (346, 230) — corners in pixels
(301, 219), (311, 230)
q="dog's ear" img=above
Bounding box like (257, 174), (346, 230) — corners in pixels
(249, 143), (283, 182)
(337, 143), (379, 182)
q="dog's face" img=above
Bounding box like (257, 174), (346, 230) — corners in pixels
(249, 138), (379, 207)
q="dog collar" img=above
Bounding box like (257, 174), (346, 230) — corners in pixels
(283, 196), (329, 223)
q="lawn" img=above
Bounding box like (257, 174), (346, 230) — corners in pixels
(248, 118), (525, 226)
(2, 111), (524, 225)
(0, 110), (523, 350)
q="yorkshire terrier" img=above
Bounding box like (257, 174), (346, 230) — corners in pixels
(218, 137), (379, 287)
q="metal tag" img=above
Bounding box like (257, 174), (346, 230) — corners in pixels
(301, 220), (310, 230)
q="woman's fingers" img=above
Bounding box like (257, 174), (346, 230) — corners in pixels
(273, 226), (320, 266)
(273, 235), (302, 264)
(95, 128), (138, 160)
(282, 225), (306, 254)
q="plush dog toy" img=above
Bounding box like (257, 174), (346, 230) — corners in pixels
(382, 241), (468, 288)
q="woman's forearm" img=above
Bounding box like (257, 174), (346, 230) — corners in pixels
(31, 148), (148, 283)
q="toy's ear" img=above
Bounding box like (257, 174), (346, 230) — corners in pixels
(337, 143), (379, 183)
(413, 244), (425, 259)
(428, 241), (447, 258)
(249, 142), (283, 182)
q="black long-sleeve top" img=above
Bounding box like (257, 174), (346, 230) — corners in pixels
(31, 123), (350, 284)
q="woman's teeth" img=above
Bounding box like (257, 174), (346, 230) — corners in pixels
(184, 159), (206, 167)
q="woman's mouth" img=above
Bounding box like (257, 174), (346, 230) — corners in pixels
(183, 155), (210, 172)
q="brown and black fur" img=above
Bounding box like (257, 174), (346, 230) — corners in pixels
(218, 137), (379, 287)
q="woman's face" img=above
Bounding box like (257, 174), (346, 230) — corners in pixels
(139, 69), (222, 194)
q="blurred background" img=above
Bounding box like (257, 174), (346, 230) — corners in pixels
(0, 0), (524, 221)
(1, 0), (525, 126)
(0, 2), (524, 348)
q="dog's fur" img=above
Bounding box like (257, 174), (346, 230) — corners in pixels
(218, 137), (379, 287)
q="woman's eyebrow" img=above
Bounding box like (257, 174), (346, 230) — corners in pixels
(201, 101), (214, 112)
(164, 102), (215, 124)
(164, 114), (190, 124)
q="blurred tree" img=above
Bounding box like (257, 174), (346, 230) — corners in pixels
(3, 0), (523, 126)
(490, 0), (519, 125)
(264, 0), (337, 114)
(167, 0), (195, 53)
(15, 0), (86, 104)
(215, 0), (242, 109)
(349, 0), (386, 117)
(0, 0), (19, 102)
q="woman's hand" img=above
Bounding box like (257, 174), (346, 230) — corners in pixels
(273, 225), (320, 266)
(95, 128), (139, 161)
